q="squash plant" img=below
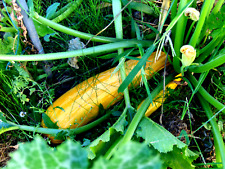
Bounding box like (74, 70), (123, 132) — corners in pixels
(1, 0), (225, 168)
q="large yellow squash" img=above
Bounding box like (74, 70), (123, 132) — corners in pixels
(42, 52), (167, 137)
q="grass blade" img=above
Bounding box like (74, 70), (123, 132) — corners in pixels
(118, 44), (156, 93)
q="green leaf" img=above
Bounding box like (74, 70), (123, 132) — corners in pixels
(43, 33), (56, 42)
(121, 0), (156, 16)
(27, 0), (34, 15)
(42, 113), (59, 129)
(161, 146), (197, 169)
(206, 5), (225, 38)
(136, 117), (189, 153)
(29, 87), (36, 95)
(136, 117), (198, 168)
(33, 20), (55, 37)
(5, 136), (89, 169)
(88, 113), (127, 159)
(92, 141), (162, 169)
(46, 3), (60, 19)
(118, 44), (156, 93)
(0, 33), (22, 54)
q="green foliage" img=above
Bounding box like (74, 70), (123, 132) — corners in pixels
(5, 136), (88, 169)
(206, 5), (225, 38)
(5, 136), (162, 169)
(0, 33), (22, 54)
(161, 146), (197, 169)
(46, 2), (60, 19)
(92, 141), (162, 169)
(42, 113), (58, 129)
(88, 112), (127, 159)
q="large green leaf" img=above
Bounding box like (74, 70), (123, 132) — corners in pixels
(136, 117), (198, 168)
(136, 117), (187, 152)
(5, 135), (163, 169)
(92, 141), (162, 169)
(5, 136), (88, 169)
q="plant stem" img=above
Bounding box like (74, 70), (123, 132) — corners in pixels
(52, 0), (83, 23)
(189, 0), (215, 47)
(188, 52), (225, 73)
(184, 21), (196, 44)
(1, 111), (112, 135)
(112, 0), (132, 113)
(197, 94), (225, 169)
(118, 74), (175, 146)
(0, 40), (152, 61)
(173, 0), (188, 73)
(0, 26), (17, 33)
(32, 12), (119, 43)
(211, 0), (225, 14)
(187, 72), (225, 114)
(197, 34), (225, 63)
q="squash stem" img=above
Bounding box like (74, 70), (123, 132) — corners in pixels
(173, 0), (188, 73)
(51, 0), (83, 23)
(32, 12), (119, 43)
(188, 52), (225, 73)
(187, 72), (225, 114)
(112, 0), (133, 118)
(0, 40), (152, 61)
(189, 0), (215, 47)
(1, 111), (112, 135)
(118, 74), (175, 147)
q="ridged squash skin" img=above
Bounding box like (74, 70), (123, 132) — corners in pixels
(42, 52), (167, 133)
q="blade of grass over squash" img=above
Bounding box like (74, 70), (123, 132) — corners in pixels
(112, 48), (135, 65)
(118, 44), (156, 93)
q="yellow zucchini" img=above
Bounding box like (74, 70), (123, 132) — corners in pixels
(42, 52), (168, 142)
(138, 74), (182, 116)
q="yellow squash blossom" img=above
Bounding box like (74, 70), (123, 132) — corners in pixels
(180, 45), (196, 67)
(184, 8), (200, 21)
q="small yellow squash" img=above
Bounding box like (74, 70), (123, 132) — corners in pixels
(138, 74), (182, 117)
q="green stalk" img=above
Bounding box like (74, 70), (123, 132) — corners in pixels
(197, 94), (225, 169)
(112, 0), (132, 114)
(173, 0), (188, 73)
(170, 0), (178, 41)
(211, 0), (225, 14)
(32, 12), (118, 43)
(187, 72), (225, 114)
(184, 21), (196, 44)
(0, 40), (152, 61)
(1, 111), (112, 135)
(188, 52), (225, 73)
(0, 26), (17, 33)
(170, 0), (178, 21)
(189, 0), (215, 47)
(118, 74), (175, 146)
(197, 34), (225, 63)
(52, 0), (83, 23)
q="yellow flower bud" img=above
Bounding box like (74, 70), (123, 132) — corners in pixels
(180, 45), (196, 67)
(184, 8), (200, 21)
